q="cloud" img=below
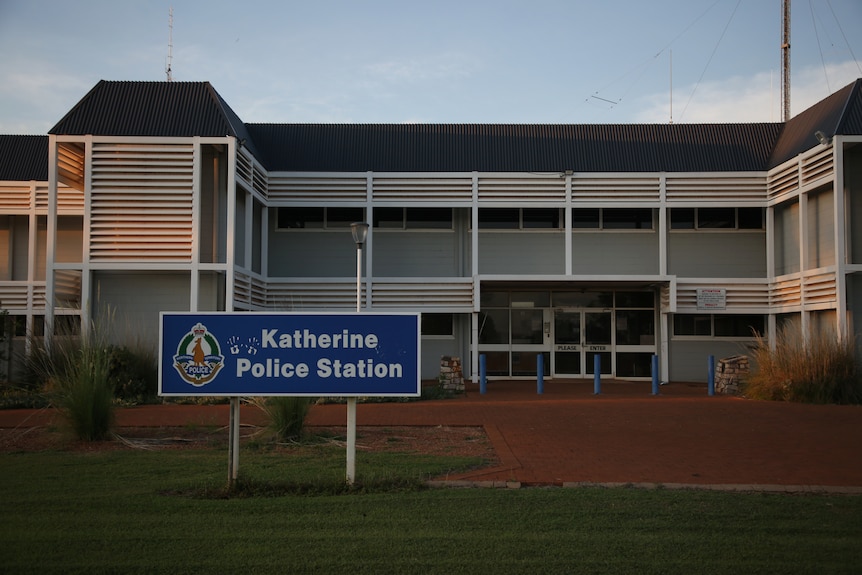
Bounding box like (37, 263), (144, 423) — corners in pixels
(633, 60), (862, 124)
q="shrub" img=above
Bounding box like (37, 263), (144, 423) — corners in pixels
(744, 323), (862, 404)
(250, 396), (312, 441)
(107, 345), (158, 404)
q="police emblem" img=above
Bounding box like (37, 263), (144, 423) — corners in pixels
(173, 323), (225, 386)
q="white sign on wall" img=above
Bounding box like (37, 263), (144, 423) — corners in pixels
(696, 288), (726, 310)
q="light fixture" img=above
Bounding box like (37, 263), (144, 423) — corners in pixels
(350, 221), (369, 247)
(815, 130), (832, 146)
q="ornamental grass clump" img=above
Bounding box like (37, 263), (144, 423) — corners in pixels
(52, 343), (115, 441)
(250, 396), (312, 442)
(744, 323), (862, 404)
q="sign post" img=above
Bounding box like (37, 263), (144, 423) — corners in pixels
(160, 312), (421, 484)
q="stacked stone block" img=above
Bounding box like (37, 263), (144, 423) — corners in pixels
(439, 356), (464, 392)
(715, 355), (750, 395)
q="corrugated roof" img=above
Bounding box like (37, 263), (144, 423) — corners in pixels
(49, 81), (243, 138)
(16, 77), (862, 176)
(246, 122), (783, 172)
(769, 79), (861, 167)
(0, 135), (47, 181)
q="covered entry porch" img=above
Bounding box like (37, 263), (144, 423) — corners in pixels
(473, 281), (667, 381)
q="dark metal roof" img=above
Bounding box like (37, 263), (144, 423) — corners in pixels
(770, 79), (862, 167)
(246, 122), (782, 172)
(12, 77), (860, 176)
(0, 135), (47, 181)
(50, 81), (241, 137)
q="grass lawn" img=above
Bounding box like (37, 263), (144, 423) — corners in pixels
(2, 446), (860, 574)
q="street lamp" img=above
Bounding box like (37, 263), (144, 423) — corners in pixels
(347, 222), (368, 485)
(350, 222), (369, 313)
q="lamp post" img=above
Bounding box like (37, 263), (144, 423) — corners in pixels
(346, 222), (368, 485)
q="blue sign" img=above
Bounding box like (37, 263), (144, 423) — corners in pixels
(159, 312), (421, 397)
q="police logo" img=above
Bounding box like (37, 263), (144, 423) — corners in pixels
(173, 323), (225, 386)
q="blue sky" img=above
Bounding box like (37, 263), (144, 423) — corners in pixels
(1, 0), (861, 134)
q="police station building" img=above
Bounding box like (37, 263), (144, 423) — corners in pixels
(2, 79), (862, 383)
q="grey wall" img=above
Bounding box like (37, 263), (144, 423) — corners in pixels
(478, 232), (565, 274)
(807, 188), (835, 269)
(668, 339), (754, 382)
(373, 231), (460, 276)
(668, 232), (767, 277)
(572, 232), (659, 275)
(93, 271), (191, 350)
(774, 201), (800, 275)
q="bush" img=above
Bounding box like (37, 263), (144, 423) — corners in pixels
(744, 323), (862, 404)
(250, 396), (312, 441)
(106, 345), (158, 403)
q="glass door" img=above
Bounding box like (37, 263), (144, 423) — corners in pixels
(553, 309), (581, 375)
(553, 309), (613, 377)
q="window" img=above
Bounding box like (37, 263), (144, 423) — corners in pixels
(478, 208), (562, 229)
(670, 207), (764, 230)
(421, 314), (454, 336)
(572, 208), (653, 230)
(373, 207), (453, 229)
(674, 314), (765, 337)
(277, 207), (364, 229)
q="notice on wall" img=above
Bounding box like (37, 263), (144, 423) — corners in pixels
(159, 312), (421, 397)
(696, 288), (726, 311)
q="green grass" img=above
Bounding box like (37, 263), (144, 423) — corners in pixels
(1, 448), (860, 574)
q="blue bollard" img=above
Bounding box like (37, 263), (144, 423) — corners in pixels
(651, 354), (660, 395)
(480, 354), (487, 395)
(537, 354), (544, 394)
(593, 354), (601, 395)
(707, 354), (715, 396)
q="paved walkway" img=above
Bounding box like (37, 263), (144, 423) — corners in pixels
(3, 380), (861, 491)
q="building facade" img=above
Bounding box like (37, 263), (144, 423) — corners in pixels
(2, 79), (862, 383)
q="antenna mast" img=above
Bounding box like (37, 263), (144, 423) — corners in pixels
(781, 0), (790, 121)
(166, 7), (174, 82)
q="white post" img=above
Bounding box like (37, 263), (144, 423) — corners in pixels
(228, 397), (240, 486)
(347, 222), (368, 486)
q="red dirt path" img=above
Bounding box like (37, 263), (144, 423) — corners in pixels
(2, 380), (861, 489)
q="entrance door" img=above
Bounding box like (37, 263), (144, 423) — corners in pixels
(553, 309), (613, 377)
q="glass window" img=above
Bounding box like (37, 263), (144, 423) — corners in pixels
(670, 208), (695, 229)
(714, 315), (765, 337)
(406, 207), (452, 229)
(738, 207), (764, 229)
(697, 207), (735, 229)
(511, 309), (544, 344)
(421, 313), (454, 336)
(483, 351), (509, 376)
(572, 208), (600, 229)
(615, 291), (654, 308)
(478, 208), (519, 229)
(616, 353), (653, 377)
(552, 291), (613, 308)
(510, 291), (550, 308)
(616, 310), (655, 345)
(512, 351), (549, 376)
(479, 309), (509, 344)
(327, 207), (364, 228)
(373, 207), (404, 228)
(674, 314), (711, 336)
(277, 207), (324, 229)
(480, 291), (509, 307)
(603, 208), (653, 229)
(522, 208), (561, 229)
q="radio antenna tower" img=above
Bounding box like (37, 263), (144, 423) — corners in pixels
(781, 0), (790, 121)
(165, 7), (174, 82)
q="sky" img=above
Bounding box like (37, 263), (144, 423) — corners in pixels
(1, 0), (861, 134)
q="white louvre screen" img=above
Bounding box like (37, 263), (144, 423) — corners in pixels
(89, 143), (194, 262)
